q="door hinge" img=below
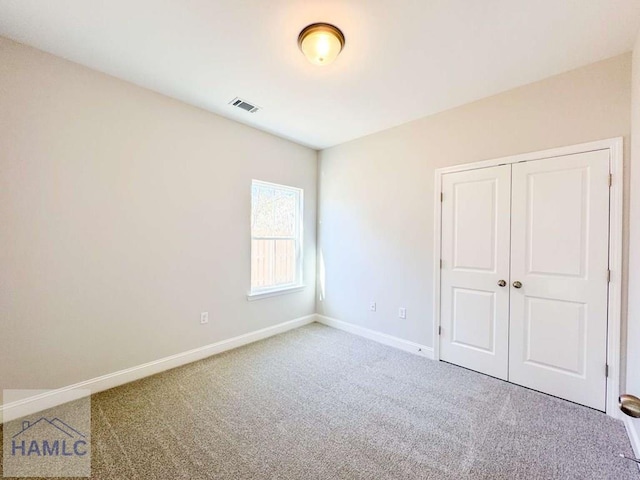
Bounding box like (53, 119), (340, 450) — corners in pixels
(438, 326), (442, 336)
(440, 259), (443, 269)
(607, 270), (611, 282)
(605, 364), (609, 377)
(609, 174), (613, 187)
(440, 192), (444, 202)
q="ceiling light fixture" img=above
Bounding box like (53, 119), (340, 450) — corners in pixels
(298, 23), (345, 66)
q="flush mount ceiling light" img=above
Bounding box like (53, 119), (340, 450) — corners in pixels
(298, 23), (345, 66)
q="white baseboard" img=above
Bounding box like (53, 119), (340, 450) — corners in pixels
(623, 416), (640, 470)
(1, 314), (316, 423)
(316, 315), (434, 359)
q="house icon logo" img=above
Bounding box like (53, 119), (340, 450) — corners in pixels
(11, 417), (88, 457)
(3, 389), (91, 477)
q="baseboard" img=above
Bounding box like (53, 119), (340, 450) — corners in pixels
(316, 315), (434, 359)
(623, 416), (640, 470)
(1, 314), (316, 423)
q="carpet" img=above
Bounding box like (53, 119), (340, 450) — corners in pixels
(2, 322), (638, 479)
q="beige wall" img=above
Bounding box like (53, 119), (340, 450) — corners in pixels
(318, 54), (631, 352)
(0, 37), (317, 393)
(1, 33), (635, 416)
(626, 29), (640, 446)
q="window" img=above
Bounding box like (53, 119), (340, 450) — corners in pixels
(250, 180), (303, 297)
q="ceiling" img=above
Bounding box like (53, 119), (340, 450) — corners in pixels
(1, 1), (639, 149)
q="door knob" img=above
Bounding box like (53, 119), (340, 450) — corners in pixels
(513, 281), (522, 289)
(619, 394), (640, 418)
(497, 280), (507, 287)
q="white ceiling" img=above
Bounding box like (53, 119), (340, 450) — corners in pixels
(1, 1), (639, 149)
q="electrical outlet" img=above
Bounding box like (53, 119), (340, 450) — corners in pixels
(369, 302), (376, 312)
(399, 307), (407, 319)
(200, 312), (209, 324)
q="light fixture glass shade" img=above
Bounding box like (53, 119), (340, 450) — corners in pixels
(298, 23), (345, 66)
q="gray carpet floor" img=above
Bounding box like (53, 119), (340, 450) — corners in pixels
(2, 322), (639, 479)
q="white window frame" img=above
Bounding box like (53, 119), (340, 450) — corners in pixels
(247, 180), (304, 300)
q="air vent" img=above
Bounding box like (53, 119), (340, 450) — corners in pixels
(229, 97), (260, 113)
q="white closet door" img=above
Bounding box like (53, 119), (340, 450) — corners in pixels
(440, 165), (511, 380)
(509, 150), (610, 410)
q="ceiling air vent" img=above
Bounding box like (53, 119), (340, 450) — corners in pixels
(229, 97), (260, 113)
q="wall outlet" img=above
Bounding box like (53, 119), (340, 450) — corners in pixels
(399, 307), (407, 319)
(369, 302), (376, 312)
(200, 312), (209, 324)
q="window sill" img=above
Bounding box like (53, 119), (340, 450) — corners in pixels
(246, 285), (306, 302)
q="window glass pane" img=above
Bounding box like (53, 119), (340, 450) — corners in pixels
(251, 184), (297, 237)
(250, 181), (302, 292)
(251, 239), (274, 289)
(251, 239), (296, 289)
(274, 239), (296, 285)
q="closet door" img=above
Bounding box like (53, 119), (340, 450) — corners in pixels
(509, 150), (610, 410)
(440, 165), (511, 380)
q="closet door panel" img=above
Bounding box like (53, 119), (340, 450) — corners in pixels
(508, 150), (610, 411)
(440, 165), (511, 380)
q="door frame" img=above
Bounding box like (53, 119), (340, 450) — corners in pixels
(432, 137), (624, 417)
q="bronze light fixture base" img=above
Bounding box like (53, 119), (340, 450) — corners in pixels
(297, 23), (345, 50)
(619, 394), (640, 418)
(297, 23), (345, 66)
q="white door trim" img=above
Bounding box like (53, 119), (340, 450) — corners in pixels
(432, 137), (624, 417)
